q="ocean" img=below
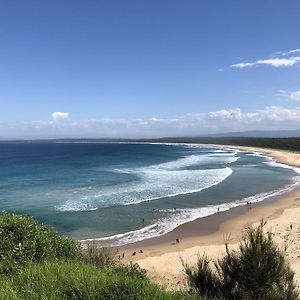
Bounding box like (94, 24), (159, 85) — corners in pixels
(0, 142), (299, 246)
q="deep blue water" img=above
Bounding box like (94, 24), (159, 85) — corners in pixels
(0, 143), (299, 245)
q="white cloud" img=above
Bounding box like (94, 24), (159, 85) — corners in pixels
(258, 57), (300, 67)
(232, 57), (300, 68)
(290, 91), (300, 101)
(289, 48), (300, 54)
(231, 62), (255, 68)
(51, 112), (69, 120)
(279, 90), (300, 101)
(231, 48), (300, 68)
(1, 106), (300, 139)
(282, 48), (300, 55)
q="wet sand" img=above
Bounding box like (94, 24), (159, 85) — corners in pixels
(118, 146), (300, 289)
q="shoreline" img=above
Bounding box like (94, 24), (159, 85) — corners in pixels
(80, 144), (299, 247)
(116, 145), (300, 289)
(119, 186), (295, 250)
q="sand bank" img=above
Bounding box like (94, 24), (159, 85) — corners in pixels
(120, 146), (300, 289)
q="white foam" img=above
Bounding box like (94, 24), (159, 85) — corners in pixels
(56, 149), (238, 212)
(58, 201), (98, 212)
(213, 149), (227, 153)
(246, 152), (272, 160)
(152, 154), (206, 170)
(150, 152), (238, 170)
(209, 152), (237, 156)
(77, 145), (300, 246)
(245, 152), (300, 178)
(80, 180), (300, 247)
(56, 167), (233, 211)
(123, 167), (233, 205)
(264, 160), (300, 175)
(79, 148), (300, 247)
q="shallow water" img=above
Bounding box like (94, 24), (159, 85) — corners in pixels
(0, 142), (299, 245)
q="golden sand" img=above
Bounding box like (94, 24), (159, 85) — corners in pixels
(121, 147), (300, 289)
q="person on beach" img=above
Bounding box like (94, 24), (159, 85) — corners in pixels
(290, 224), (293, 230)
(176, 238), (180, 244)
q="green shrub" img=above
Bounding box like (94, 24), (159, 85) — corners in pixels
(0, 212), (82, 275)
(83, 242), (148, 280)
(184, 221), (299, 300)
(183, 255), (223, 299)
(0, 276), (20, 300)
(83, 243), (148, 280)
(8, 260), (200, 300)
(83, 242), (115, 267)
(110, 261), (148, 280)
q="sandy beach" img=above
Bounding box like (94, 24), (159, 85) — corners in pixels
(120, 146), (300, 290)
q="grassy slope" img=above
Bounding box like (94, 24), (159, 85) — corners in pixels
(0, 213), (202, 300)
(0, 261), (200, 300)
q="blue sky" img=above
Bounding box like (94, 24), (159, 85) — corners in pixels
(0, 0), (300, 138)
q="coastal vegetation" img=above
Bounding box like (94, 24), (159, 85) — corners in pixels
(0, 212), (200, 300)
(0, 213), (298, 299)
(144, 137), (300, 152)
(1, 260), (200, 300)
(0, 212), (82, 275)
(2, 137), (300, 152)
(183, 221), (299, 299)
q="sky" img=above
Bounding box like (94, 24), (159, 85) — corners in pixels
(0, 0), (300, 139)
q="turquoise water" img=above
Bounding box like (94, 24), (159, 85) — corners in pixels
(0, 143), (299, 245)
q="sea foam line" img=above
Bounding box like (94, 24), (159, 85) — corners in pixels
(57, 148), (239, 212)
(58, 167), (233, 211)
(80, 148), (300, 247)
(245, 151), (300, 175)
(80, 179), (300, 248)
(122, 167), (233, 206)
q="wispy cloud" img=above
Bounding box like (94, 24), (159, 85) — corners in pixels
(287, 48), (300, 54)
(278, 48), (300, 56)
(51, 112), (69, 120)
(231, 48), (300, 68)
(1, 106), (300, 139)
(232, 57), (300, 68)
(279, 90), (300, 101)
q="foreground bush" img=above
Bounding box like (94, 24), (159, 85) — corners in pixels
(0, 212), (82, 274)
(0, 276), (20, 300)
(0, 213), (201, 299)
(2, 260), (200, 300)
(83, 242), (116, 267)
(184, 221), (299, 299)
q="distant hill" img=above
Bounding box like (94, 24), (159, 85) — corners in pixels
(204, 129), (300, 138)
(140, 137), (300, 152)
(1, 129), (300, 143)
(0, 130), (299, 152)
